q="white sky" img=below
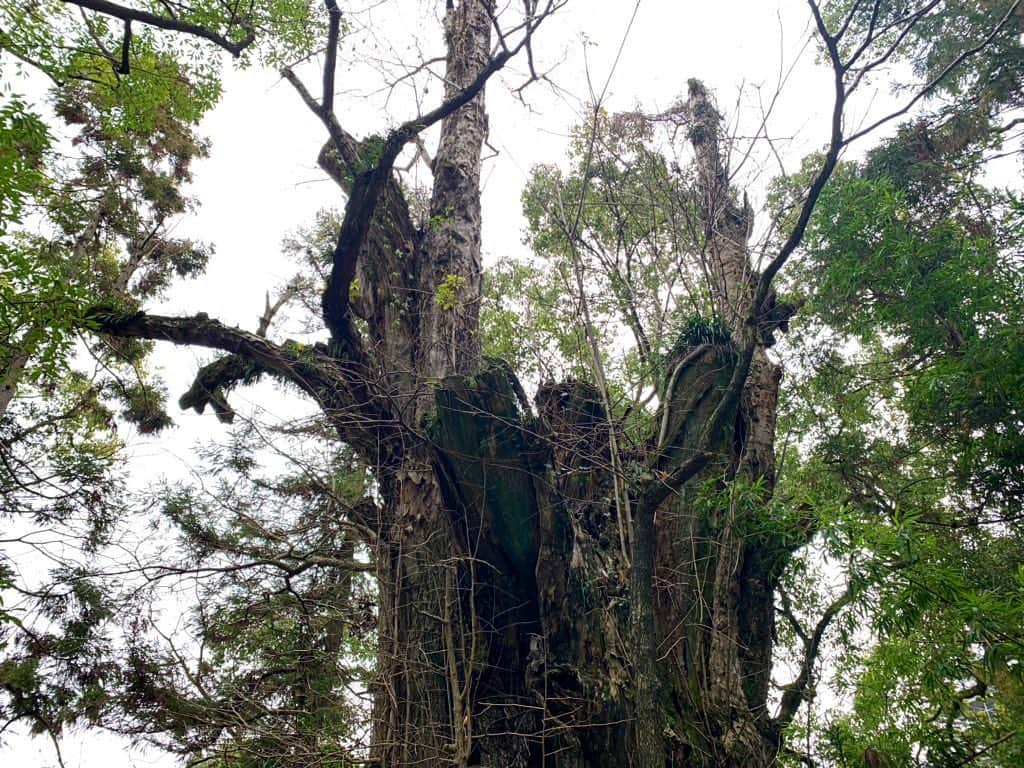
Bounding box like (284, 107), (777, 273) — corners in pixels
(5, 1), (876, 764)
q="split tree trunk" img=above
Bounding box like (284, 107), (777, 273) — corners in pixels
(97, 4), (800, 764)
(350, 42), (792, 765)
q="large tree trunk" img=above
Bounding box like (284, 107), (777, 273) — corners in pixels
(367, 359), (787, 766)
(125, 6), (794, 764)
(348, 21), (792, 763)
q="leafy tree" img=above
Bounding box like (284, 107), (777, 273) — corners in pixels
(774, 124), (1024, 766)
(2, 2), (1023, 768)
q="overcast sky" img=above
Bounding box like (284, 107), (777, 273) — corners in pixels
(5, 1), (855, 764)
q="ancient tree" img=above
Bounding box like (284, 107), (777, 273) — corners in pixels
(5, 0), (1023, 766)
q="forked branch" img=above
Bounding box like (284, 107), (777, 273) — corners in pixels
(284, 0), (563, 340)
(775, 582), (856, 727)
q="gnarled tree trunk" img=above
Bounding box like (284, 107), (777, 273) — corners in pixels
(355, 56), (793, 765)
(97, 5), (801, 766)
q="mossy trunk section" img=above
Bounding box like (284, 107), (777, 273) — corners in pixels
(368, 349), (784, 767)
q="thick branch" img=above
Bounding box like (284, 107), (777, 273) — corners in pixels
(87, 308), (400, 462)
(638, 452), (711, 516)
(117, 19), (131, 74)
(89, 309), (319, 385)
(63, 0), (255, 56)
(177, 286), (299, 421)
(282, 69), (362, 173)
(318, 46), (521, 336)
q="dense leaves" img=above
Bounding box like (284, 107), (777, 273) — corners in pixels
(776, 100), (1024, 765)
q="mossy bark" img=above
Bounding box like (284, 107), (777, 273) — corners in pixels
(364, 348), (786, 767)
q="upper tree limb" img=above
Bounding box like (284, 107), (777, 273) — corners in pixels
(62, 0), (255, 56)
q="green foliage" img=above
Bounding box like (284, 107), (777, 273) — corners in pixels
(0, 0), (324, 87)
(1, 27), (219, 519)
(435, 272), (467, 311)
(3, 2), (1024, 765)
(504, 108), (714, 412)
(676, 315), (731, 347)
(777, 94), (1024, 764)
(0, 95), (49, 228)
(481, 256), (591, 380)
(660, 315), (732, 379)
(0, 6), (253, 751)
(1, 422), (375, 764)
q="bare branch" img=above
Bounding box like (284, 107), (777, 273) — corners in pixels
(775, 583), (856, 727)
(846, 1), (941, 93)
(843, 0), (1023, 144)
(750, 0), (847, 315)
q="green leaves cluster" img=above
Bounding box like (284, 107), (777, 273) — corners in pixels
(487, 108), (713, 426)
(777, 99), (1024, 764)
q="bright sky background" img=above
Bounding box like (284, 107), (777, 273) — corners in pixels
(5, 1), (877, 764)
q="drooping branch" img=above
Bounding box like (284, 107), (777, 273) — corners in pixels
(178, 353), (263, 423)
(173, 286), (299, 422)
(87, 308), (400, 462)
(62, 0), (255, 56)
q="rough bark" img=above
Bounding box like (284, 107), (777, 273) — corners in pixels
(415, 0), (491, 384)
